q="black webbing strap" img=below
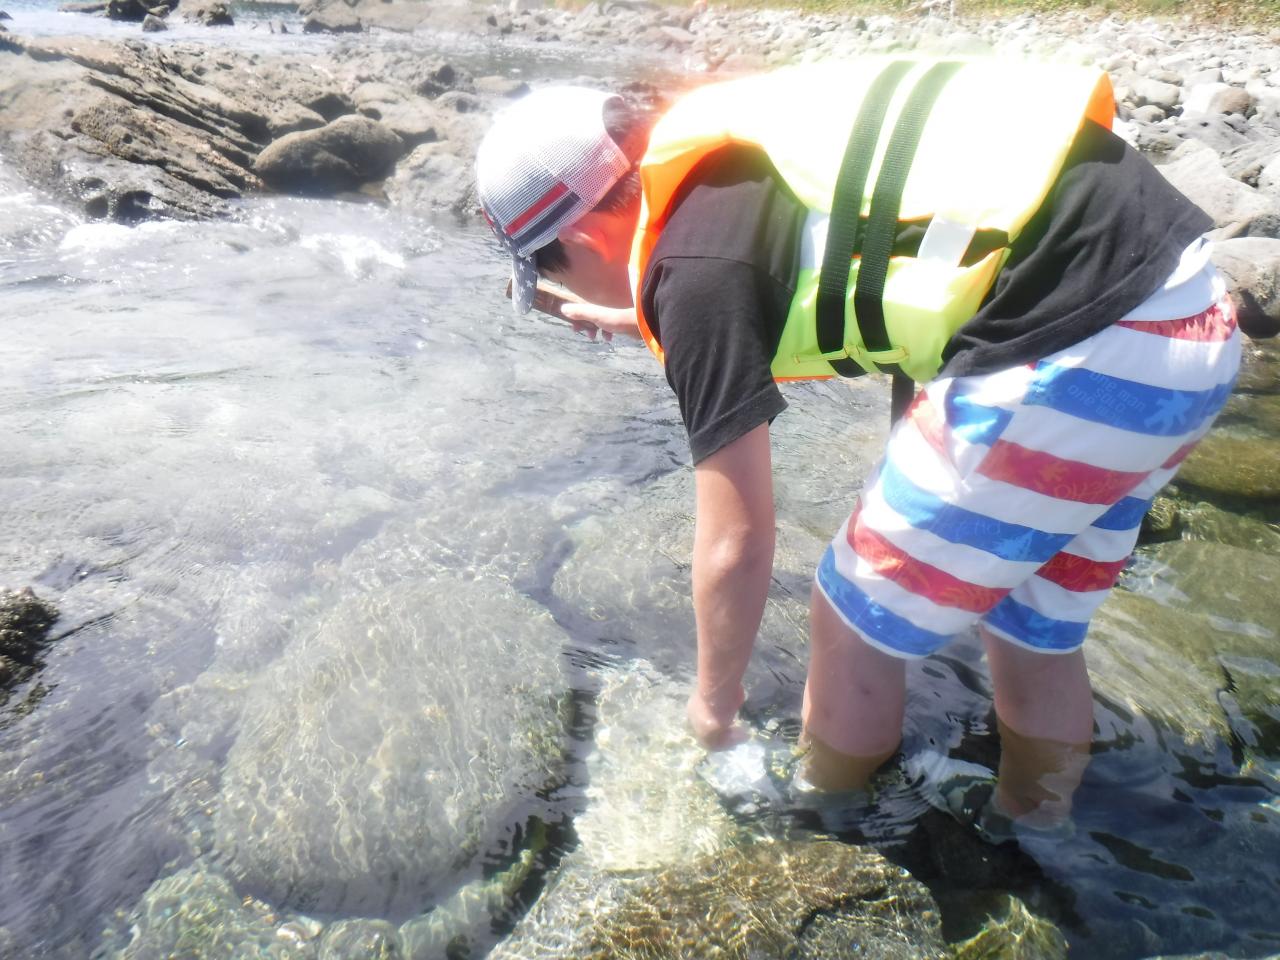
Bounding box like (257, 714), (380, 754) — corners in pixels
(815, 60), (914, 379)
(890, 369), (917, 425)
(856, 61), (961, 426)
(855, 61), (962, 372)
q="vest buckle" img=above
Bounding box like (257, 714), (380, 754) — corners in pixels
(858, 345), (909, 365)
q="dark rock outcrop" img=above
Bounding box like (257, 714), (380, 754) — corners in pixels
(254, 114), (405, 194)
(0, 588), (59, 692)
(1213, 238), (1280, 339)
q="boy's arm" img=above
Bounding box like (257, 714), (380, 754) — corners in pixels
(686, 422), (776, 748)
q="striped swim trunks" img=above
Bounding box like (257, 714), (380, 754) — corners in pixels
(816, 294), (1242, 658)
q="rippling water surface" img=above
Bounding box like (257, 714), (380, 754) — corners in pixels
(2, 17), (1280, 960)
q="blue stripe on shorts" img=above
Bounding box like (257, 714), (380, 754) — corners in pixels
(879, 460), (1074, 564)
(984, 596), (1090, 652)
(1093, 496), (1153, 531)
(817, 548), (951, 657)
(1025, 363), (1233, 437)
(945, 389), (1012, 447)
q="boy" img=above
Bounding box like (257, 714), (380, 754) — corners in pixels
(475, 62), (1240, 826)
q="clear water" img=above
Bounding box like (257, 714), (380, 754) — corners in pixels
(2, 12), (1280, 960)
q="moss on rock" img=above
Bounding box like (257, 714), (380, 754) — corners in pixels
(1176, 434), (1280, 502)
(1089, 541), (1280, 751)
(950, 895), (1069, 960)
(494, 839), (947, 960)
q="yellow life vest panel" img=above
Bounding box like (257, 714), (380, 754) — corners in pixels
(628, 58), (1115, 383)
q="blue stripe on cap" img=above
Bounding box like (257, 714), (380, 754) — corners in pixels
(879, 459), (1073, 563)
(983, 596), (1090, 651)
(1092, 496), (1152, 531)
(510, 189), (583, 253)
(817, 548), (952, 657)
(1024, 363), (1233, 437)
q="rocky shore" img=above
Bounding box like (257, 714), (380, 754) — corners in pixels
(3, 0), (1280, 337)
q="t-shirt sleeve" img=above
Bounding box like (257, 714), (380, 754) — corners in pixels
(645, 255), (790, 464)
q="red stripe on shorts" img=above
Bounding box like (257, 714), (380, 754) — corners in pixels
(909, 392), (948, 458)
(1162, 439), (1199, 470)
(1036, 551), (1128, 593)
(1114, 302), (1236, 342)
(506, 182), (569, 236)
(977, 440), (1147, 504)
(848, 513), (1010, 613)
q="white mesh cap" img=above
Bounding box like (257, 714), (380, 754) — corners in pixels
(476, 86), (631, 313)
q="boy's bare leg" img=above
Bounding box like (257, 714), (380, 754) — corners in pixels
(981, 628), (1093, 824)
(800, 583), (906, 791)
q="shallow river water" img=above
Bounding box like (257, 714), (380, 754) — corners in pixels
(2, 13), (1280, 960)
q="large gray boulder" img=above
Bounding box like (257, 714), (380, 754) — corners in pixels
(303, 4), (362, 33)
(1183, 82), (1254, 117)
(1212, 237), (1280, 339)
(1261, 153), (1280, 200)
(385, 140), (478, 217)
(1133, 77), (1182, 111)
(180, 0), (232, 26)
(212, 577), (570, 916)
(254, 115), (405, 194)
(1157, 140), (1277, 232)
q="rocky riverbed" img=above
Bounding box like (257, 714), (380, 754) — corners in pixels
(1, 2), (1279, 959)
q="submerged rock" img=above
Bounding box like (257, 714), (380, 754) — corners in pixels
(951, 895), (1069, 960)
(494, 838), (947, 960)
(572, 662), (741, 873)
(1138, 496), (1183, 545)
(98, 865), (316, 960)
(1089, 541), (1280, 752)
(318, 919), (402, 959)
(1175, 433), (1280, 502)
(213, 577), (570, 916)
(1177, 499), (1280, 553)
(0, 587), (58, 691)
(490, 662), (945, 960)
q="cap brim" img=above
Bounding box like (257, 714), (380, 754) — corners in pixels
(511, 253), (538, 315)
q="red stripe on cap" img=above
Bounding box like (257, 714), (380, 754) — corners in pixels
(1036, 551), (1127, 593)
(848, 510), (1009, 613)
(505, 182), (569, 236)
(977, 440), (1146, 504)
(1114, 303), (1237, 342)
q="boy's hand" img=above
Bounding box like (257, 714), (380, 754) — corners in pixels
(686, 686), (747, 750)
(560, 302), (642, 342)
